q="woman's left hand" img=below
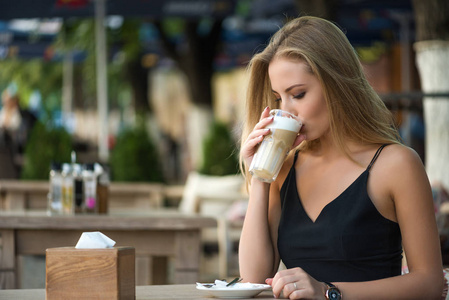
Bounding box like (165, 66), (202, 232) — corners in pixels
(266, 267), (327, 299)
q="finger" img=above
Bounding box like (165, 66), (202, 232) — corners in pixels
(265, 278), (273, 285)
(241, 132), (267, 166)
(271, 270), (287, 297)
(243, 133), (264, 151)
(288, 288), (313, 300)
(271, 268), (306, 298)
(282, 282), (298, 299)
(254, 106), (273, 129)
(271, 275), (297, 298)
(246, 128), (271, 142)
(260, 106), (271, 119)
(253, 115), (274, 131)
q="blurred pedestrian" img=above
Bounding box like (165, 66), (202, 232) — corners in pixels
(0, 86), (37, 177)
(0, 88), (22, 133)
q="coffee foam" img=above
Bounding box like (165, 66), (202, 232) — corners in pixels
(267, 116), (301, 132)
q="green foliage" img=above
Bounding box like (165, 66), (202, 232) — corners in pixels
(0, 58), (62, 109)
(53, 19), (142, 110)
(161, 18), (186, 38)
(110, 122), (164, 182)
(110, 19), (144, 61)
(21, 122), (73, 180)
(236, 0), (252, 17)
(54, 19), (97, 96)
(356, 42), (387, 63)
(199, 121), (239, 176)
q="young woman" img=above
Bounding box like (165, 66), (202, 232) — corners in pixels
(239, 16), (444, 299)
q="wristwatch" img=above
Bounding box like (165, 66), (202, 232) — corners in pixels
(324, 282), (342, 300)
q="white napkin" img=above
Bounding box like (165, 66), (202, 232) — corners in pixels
(75, 231), (116, 249)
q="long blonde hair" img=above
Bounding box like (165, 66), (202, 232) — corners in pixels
(240, 16), (400, 177)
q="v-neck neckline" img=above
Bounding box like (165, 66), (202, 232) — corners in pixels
(293, 169), (368, 223)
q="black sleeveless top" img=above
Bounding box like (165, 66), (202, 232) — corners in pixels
(278, 145), (402, 282)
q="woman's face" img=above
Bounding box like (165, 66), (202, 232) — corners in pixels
(268, 57), (330, 141)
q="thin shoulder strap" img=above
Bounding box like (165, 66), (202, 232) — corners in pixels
(366, 144), (388, 171)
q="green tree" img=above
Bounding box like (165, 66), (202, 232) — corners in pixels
(54, 18), (150, 113)
(199, 121), (239, 176)
(110, 18), (150, 114)
(21, 122), (72, 180)
(0, 59), (62, 112)
(110, 121), (163, 182)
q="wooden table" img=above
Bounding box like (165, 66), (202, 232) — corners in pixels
(0, 284), (274, 299)
(0, 180), (49, 211)
(0, 211), (216, 289)
(0, 180), (172, 211)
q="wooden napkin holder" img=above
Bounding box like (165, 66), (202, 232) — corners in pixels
(46, 247), (135, 300)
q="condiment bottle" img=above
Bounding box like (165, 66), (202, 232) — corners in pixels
(61, 163), (74, 215)
(73, 164), (84, 214)
(47, 162), (63, 215)
(83, 163), (97, 214)
(95, 163), (109, 214)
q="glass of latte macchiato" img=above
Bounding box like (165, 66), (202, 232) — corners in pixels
(249, 109), (302, 183)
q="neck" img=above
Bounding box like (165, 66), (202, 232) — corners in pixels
(309, 134), (370, 162)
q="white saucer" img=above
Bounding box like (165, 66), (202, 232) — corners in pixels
(196, 283), (271, 299)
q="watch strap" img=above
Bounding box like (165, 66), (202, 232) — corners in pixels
(324, 282), (342, 300)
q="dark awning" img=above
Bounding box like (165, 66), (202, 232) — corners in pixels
(0, 0), (237, 20)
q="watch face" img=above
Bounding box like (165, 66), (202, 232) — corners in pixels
(328, 287), (342, 300)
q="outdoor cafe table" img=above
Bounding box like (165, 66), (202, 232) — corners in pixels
(0, 210), (216, 289)
(0, 284), (274, 299)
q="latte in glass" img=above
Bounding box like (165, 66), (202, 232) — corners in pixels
(249, 109), (302, 183)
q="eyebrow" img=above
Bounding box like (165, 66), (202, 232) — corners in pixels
(271, 84), (305, 94)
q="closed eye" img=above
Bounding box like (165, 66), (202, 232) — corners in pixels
(272, 93), (281, 102)
(293, 92), (305, 99)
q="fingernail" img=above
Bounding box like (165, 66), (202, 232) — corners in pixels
(264, 106), (269, 111)
(265, 128), (270, 132)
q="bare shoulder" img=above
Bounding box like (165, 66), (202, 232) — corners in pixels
(368, 144), (431, 222)
(372, 143), (431, 200)
(373, 143), (424, 174)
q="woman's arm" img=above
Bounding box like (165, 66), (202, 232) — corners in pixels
(239, 106), (305, 284)
(239, 106), (281, 283)
(238, 177), (281, 283)
(334, 145), (444, 299)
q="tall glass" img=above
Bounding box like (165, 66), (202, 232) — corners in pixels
(249, 109), (302, 183)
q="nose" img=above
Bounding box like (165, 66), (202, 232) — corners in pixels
(280, 100), (297, 116)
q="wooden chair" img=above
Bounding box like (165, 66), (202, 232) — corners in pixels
(178, 171), (247, 279)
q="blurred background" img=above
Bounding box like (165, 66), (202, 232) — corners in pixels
(1, 0), (449, 289)
(1, 0), (446, 184)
